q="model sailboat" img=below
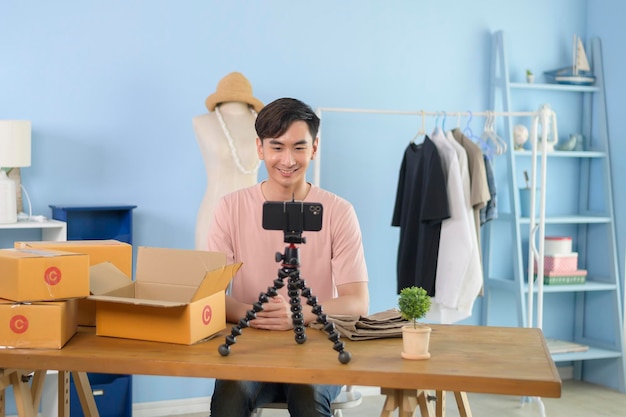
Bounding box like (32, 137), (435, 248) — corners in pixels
(544, 35), (595, 85)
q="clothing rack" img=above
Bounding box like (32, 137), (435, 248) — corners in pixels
(314, 105), (556, 331)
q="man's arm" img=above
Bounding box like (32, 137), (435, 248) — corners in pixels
(306, 281), (369, 319)
(249, 279), (369, 331)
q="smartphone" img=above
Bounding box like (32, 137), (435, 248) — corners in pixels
(262, 201), (323, 232)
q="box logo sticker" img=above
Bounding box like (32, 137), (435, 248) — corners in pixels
(202, 305), (212, 325)
(44, 266), (62, 285)
(10, 314), (28, 334)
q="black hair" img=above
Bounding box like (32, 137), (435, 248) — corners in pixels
(255, 98), (320, 141)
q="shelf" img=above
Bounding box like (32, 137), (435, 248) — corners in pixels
(513, 150), (606, 158)
(0, 219), (67, 241)
(0, 219), (65, 229)
(49, 205), (136, 243)
(517, 215), (612, 224)
(552, 346), (623, 362)
(510, 82), (600, 93)
(486, 277), (617, 293)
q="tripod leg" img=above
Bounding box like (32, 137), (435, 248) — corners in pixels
(287, 269), (307, 344)
(300, 280), (351, 364)
(218, 276), (285, 356)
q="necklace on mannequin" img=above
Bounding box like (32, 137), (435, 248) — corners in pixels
(215, 105), (261, 175)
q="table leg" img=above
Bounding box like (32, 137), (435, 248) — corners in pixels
(416, 390), (433, 417)
(9, 370), (36, 417)
(71, 372), (100, 417)
(0, 369), (9, 417)
(58, 371), (70, 417)
(380, 388), (433, 417)
(0, 369), (100, 417)
(435, 390), (445, 417)
(380, 387), (400, 417)
(381, 389), (473, 417)
(453, 392), (472, 417)
(30, 371), (46, 412)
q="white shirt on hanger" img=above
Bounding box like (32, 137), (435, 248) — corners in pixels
(442, 130), (483, 322)
(426, 129), (475, 323)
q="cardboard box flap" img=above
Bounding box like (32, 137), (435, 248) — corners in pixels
(192, 262), (241, 302)
(1, 248), (83, 259)
(136, 247), (227, 286)
(89, 262), (132, 295)
(16, 239), (126, 248)
(89, 294), (188, 308)
(0, 299), (64, 307)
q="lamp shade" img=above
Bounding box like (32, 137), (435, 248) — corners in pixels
(0, 120), (31, 168)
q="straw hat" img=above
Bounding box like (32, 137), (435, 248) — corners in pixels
(205, 72), (264, 113)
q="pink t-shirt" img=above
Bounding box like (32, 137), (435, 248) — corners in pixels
(207, 183), (368, 304)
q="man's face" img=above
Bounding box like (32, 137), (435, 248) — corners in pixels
(256, 120), (317, 190)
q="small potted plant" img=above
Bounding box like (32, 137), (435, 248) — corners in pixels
(526, 69), (535, 84)
(398, 286), (432, 360)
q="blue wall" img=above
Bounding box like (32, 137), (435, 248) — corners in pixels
(2, 0), (625, 409)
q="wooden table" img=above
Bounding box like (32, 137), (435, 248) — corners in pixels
(0, 324), (561, 417)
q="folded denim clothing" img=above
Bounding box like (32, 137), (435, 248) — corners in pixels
(309, 309), (410, 340)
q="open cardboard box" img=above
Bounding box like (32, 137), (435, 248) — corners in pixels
(89, 247), (241, 345)
(14, 239), (132, 326)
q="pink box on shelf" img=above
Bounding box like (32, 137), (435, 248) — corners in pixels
(534, 253), (578, 273)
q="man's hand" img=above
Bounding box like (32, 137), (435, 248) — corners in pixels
(250, 294), (293, 331)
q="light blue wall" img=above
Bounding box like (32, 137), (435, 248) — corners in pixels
(588, 0), (626, 300)
(2, 0), (624, 409)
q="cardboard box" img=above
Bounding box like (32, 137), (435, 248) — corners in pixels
(0, 299), (77, 348)
(0, 249), (89, 302)
(15, 240), (133, 326)
(89, 247), (240, 345)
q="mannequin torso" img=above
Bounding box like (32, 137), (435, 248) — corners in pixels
(193, 101), (259, 250)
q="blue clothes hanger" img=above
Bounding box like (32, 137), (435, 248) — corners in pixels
(433, 112), (441, 135)
(463, 110), (495, 159)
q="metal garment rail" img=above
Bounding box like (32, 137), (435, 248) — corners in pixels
(313, 107), (539, 187)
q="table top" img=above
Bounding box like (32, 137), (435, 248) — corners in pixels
(0, 324), (561, 398)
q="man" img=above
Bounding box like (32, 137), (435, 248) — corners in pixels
(208, 97), (369, 417)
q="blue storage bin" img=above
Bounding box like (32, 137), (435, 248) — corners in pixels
(69, 373), (132, 417)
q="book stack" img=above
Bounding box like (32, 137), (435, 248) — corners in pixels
(534, 236), (587, 285)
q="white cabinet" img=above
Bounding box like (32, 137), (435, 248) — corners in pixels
(482, 30), (626, 392)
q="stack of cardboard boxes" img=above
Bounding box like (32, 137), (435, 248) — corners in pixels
(1, 240), (239, 349)
(0, 248), (88, 348)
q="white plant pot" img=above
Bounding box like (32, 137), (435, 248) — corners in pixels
(401, 325), (431, 360)
(526, 74), (535, 84)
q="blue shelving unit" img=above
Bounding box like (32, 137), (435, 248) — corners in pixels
(482, 31), (625, 392)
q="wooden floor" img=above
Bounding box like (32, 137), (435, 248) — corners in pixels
(174, 379), (626, 416)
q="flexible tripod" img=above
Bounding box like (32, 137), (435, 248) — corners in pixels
(218, 231), (351, 364)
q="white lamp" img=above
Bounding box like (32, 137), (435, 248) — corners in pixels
(0, 120), (31, 224)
